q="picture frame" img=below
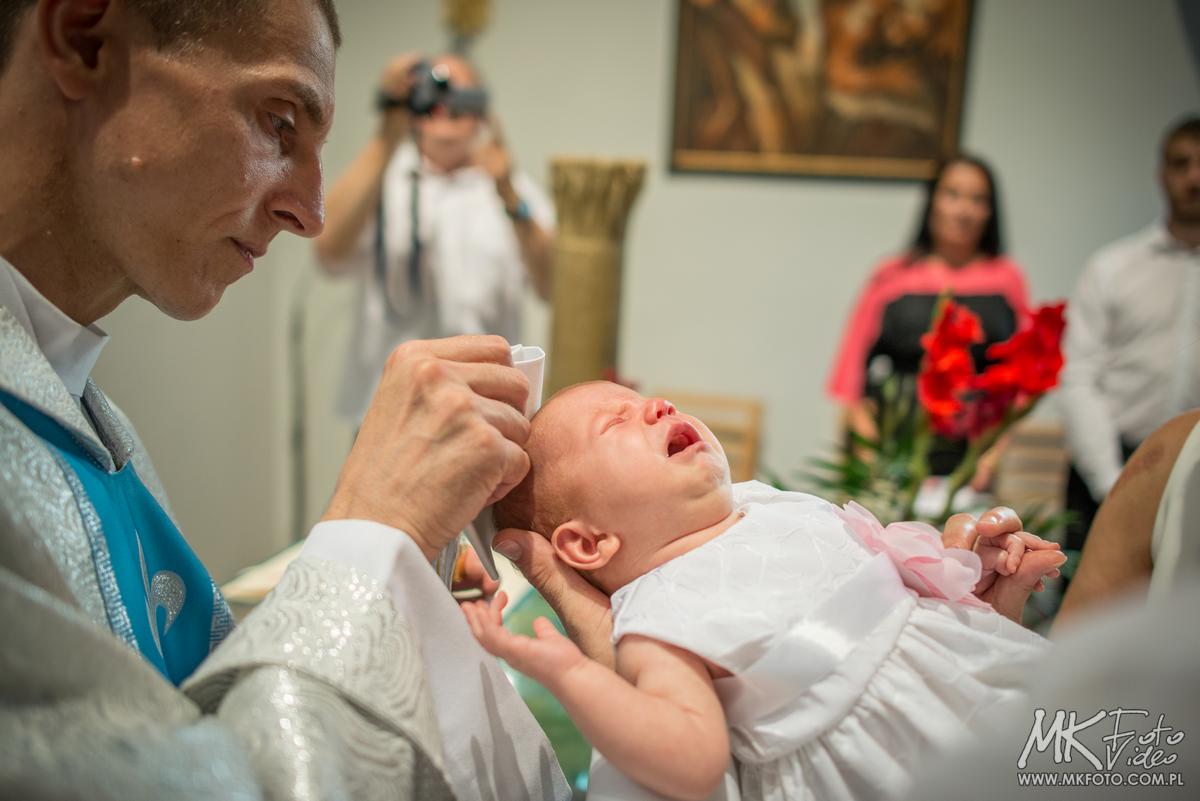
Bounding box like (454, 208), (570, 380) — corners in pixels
(670, 0), (975, 180)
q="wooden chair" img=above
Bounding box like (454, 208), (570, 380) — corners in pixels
(656, 390), (764, 483)
(992, 418), (1070, 516)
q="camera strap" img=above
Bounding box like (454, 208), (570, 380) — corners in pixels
(373, 168), (423, 322)
(407, 169), (422, 296)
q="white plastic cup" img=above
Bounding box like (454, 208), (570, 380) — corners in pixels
(510, 344), (546, 418)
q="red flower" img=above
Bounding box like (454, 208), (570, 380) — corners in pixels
(917, 300), (1067, 440)
(977, 302), (1067, 399)
(917, 302), (982, 436)
(963, 385), (1013, 439)
(923, 302), (984, 353)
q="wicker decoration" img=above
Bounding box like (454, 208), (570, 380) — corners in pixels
(443, 0), (490, 50)
(547, 158), (646, 395)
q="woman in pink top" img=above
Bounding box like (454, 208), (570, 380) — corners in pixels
(828, 155), (1031, 483)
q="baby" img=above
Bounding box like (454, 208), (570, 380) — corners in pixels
(463, 381), (1065, 801)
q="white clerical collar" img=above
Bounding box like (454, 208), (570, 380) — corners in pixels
(0, 256), (108, 398)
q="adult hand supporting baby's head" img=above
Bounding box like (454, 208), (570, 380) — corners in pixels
(493, 527), (616, 670)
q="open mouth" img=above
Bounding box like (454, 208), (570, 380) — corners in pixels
(666, 421), (702, 457)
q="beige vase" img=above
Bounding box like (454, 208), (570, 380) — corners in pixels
(547, 158), (646, 396)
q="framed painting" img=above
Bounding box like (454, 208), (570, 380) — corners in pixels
(670, 0), (974, 180)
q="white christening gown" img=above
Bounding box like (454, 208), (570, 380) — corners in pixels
(609, 482), (1048, 801)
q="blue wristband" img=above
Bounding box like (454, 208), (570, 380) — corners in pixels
(506, 197), (531, 222)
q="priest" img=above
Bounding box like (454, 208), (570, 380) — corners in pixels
(0, 1), (567, 798)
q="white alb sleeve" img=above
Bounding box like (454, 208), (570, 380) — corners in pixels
(302, 520), (570, 801)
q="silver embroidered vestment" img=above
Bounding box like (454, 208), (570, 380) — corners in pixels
(0, 307), (455, 800)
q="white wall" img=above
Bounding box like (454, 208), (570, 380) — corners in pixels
(94, 269), (280, 581)
(92, 0), (1198, 581)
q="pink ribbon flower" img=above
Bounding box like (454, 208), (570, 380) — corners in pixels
(835, 501), (990, 609)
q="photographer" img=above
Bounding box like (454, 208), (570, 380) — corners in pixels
(316, 53), (555, 423)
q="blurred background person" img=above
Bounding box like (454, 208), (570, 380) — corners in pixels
(827, 154), (1030, 489)
(315, 52), (554, 423)
(1059, 115), (1200, 558)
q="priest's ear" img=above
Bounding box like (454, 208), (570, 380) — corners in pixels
(550, 521), (620, 573)
(37, 0), (126, 100)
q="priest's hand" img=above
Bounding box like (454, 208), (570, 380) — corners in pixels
(322, 335), (531, 561)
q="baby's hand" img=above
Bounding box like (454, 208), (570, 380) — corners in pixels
(975, 529), (1062, 586)
(462, 591), (589, 688)
(943, 508), (1068, 622)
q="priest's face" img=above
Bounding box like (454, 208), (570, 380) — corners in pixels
(76, 0), (335, 320)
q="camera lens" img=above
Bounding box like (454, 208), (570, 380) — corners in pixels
(430, 64), (451, 90)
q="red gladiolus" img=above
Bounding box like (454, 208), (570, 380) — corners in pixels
(901, 299), (1068, 521)
(977, 302), (1067, 399)
(964, 384), (1012, 439)
(917, 302), (982, 436)
(918, 300), (1067, 441)
(918, 365), (971, 436)
(924, 302), (984, 352)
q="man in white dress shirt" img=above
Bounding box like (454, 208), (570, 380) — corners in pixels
(316, 51), (555, 423)
(1061, 115), (1200, 554)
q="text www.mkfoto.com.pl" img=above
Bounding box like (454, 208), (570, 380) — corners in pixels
(1017, 772), (1185, 787)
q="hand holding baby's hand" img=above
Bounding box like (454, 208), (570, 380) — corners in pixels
(943, 507), (1067, 622)
(463, 591), (588, 687)
(975, 530), (1059, 583)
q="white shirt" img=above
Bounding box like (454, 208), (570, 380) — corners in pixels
(0, 255), (566, 801)
(1060, 221), (1200, 499)
(0, 259), (107, 399)
(327, 140), (555, 421)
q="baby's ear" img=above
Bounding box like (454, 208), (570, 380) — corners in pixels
(550, 520), (620, 572)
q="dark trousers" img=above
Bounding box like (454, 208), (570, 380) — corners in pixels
(1064, 440), (1140, 553)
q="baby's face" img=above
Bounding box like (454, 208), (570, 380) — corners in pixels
(536, 382), (733, 548)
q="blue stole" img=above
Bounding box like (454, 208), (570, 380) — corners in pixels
(1, 390), (233, 685)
